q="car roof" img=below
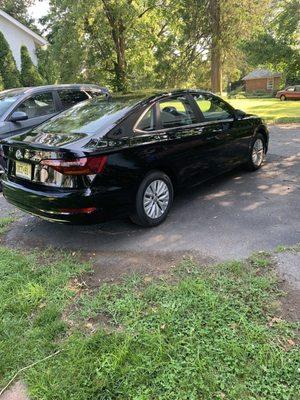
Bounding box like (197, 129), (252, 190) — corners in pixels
(108, 89), (214, 105)
(0, 84), (108, 97)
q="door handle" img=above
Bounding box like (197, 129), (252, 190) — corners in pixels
(212, 128), (223, 133)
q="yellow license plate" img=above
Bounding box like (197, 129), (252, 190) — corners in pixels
(15, 161), (32, 180)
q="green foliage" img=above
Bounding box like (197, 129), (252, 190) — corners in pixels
(36, 47), (59, 85)
(0, 74), (4, 91)
(0, 0), (37, 32)
(20, 45), (45, 86)
(242, 0), (300, 85)
(0, 31), (21, 89)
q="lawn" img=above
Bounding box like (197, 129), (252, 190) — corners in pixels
(227, 98), (300, 124)
(0, 240), (299, 399)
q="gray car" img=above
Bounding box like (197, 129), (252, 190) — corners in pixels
(0, 84), (109, 185)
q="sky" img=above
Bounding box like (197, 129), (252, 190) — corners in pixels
(28, 0), (50, 25)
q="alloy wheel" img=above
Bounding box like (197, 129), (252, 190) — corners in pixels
(252, 138), (264, 167)
(143, 179), (170, 219)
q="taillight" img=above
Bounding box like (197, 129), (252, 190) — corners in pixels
(40, 155), (107, 176)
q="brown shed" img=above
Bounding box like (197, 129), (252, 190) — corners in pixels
(242, 69), (282, 93)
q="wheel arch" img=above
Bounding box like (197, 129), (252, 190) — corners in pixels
(255, 125), (269, 153)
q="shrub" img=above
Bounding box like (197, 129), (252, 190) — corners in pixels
(0, 32), (21, 89)
(20, 45), (45, 86)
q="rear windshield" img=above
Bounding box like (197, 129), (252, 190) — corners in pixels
(32, 96), (140, 136)
(0, 92), (21, 117)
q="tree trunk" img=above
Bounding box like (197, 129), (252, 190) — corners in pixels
(113, 23), (127, 92)
(102, 1), (127, 92)
(209, 0), (222, 94)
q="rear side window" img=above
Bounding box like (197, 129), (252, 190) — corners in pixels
(158, 97), (197, 129)
(136, 107), (155, 131)
(58, 90), (89, 110)
(15, 92), (55, 119)
(194, 94), (233, 121)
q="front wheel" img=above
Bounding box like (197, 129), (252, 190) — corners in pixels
(130, 171), (174, 227)
(244, 134), (266, 171)
(280, 94), (286, 101)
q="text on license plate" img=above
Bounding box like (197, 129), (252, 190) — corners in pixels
(15, 161), (32, 180)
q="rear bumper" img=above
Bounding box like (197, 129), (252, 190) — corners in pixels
(2, 176), (132, 223)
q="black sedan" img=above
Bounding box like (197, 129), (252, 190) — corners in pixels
(1, 90), (269, 227)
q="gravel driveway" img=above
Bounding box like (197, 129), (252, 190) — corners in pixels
(1, 124), (299, 262)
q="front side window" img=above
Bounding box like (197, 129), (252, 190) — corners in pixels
(286, 87), (295, 92)
(58, 90), (89, 110)
(0, 94), (21, 117)
(158, 97), (197, 129)
(194, 94), (233, 121)
(136, 106), (155, 131)
(15, 92), (55, 119)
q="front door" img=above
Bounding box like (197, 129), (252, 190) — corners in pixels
(155, 95), (216, 186)
(6, 91), (58, 136)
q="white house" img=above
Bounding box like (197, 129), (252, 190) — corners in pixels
(0, 9), (48, 70)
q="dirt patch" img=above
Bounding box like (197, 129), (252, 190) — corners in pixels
(279, 283), (300, 323)
(0, 381), (28, 400)
(273, 251), (300, 323)
(79, 250), (214, 288)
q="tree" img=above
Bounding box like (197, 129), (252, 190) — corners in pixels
(45, 0), (166, 92)
(0, 31), (21, 88)
(206, 0), (270, 93)
(37, 47), (59, 84)
(20, 45), (45, 86)
(0, 0), (37, 31)
(242, 0), (300, 84)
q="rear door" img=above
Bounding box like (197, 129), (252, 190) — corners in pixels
(5, 91), (58, 136)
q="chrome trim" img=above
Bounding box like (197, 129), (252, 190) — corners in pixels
(134, 116), (235, 135)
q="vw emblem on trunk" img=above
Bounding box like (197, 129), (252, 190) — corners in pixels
(15, 149), (23, 160)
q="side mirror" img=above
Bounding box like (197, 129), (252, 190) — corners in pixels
(235, 109), (246, 119)
(10, 111), (28, 122)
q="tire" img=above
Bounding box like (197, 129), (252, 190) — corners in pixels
(130, 171), (174, 227)
(244, 134), (266, 171)
(280, 95), (286, 101)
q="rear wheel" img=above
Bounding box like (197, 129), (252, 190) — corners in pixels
(244, 134), (266, 171)
(280, 94), (286, 101)
(130, 171), (173, 227)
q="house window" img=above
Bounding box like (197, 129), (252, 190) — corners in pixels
(267, 78), (274, 90)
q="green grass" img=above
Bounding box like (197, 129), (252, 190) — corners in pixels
(227, 98), (300, 124)
(0, 248), (299, 399)
(274, 243), (300, 253)
(0, 216), (16, 234)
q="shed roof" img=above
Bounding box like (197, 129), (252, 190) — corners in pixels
(0, 9), (48, 46)
(242, 69), (282, 80)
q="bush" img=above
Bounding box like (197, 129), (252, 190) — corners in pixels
(20, 45), (45, 86)
(0, 32), (21, 89)
(246, 89), (275, 98)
